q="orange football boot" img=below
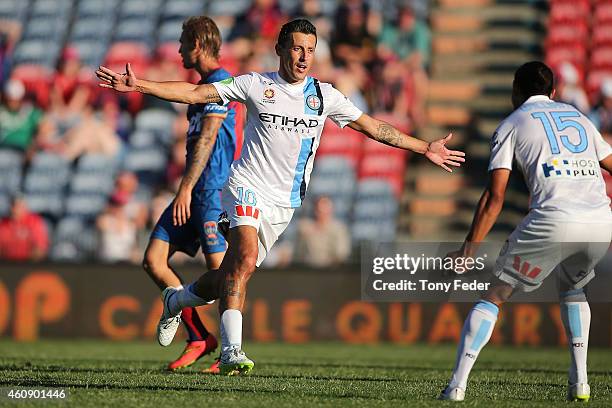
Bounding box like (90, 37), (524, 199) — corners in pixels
(167, 334), (218, 371)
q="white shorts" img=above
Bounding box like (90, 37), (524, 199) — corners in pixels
(495, 215), (611, 292)
(220, 183), (294, 267)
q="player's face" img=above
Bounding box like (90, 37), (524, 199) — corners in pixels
(278, 32), (316, 83)
(179, 32), (199, 69)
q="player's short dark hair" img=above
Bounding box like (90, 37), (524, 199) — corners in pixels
(277, 19), (317, 48)
(182, 16), (221, 58)
(513, 61), (554, 97)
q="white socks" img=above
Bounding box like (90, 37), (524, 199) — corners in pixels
(167, 283), (207, 316)
(220, 309), (243, 353)
(561, 298), (590, 385)
(448, 300), (499, 391)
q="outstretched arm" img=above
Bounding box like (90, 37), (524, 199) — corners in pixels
(347, 113), (465, 172)
(96, 63), (222, 105)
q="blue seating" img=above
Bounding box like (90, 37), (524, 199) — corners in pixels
(207, 0), (250, 17)
(50, 216), (98, 261)
(76, 0), (118, 18)
(70, 40), (108, 68)
(0, 0), (30, 21)
(22, 16), (67, 42)
(351, 179), (398, 243)
(0, 149), (24, 196)
(64, 194), (109, 218)
(70, 18), (114, 42)
(24, 192), (63, 218)
(13, 39), (61, 67)
(162, 0), (205, 21)
(158, 20), (183, 44)
(134, 108), (176, 147)
(113, 19), (156, 47)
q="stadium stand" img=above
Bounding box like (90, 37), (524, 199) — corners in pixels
(2, 0), (609, 264)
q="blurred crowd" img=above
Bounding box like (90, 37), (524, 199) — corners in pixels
(0, 0), (431, 266)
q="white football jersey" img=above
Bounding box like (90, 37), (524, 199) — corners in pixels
(489, 95), (612, 222)
(212, 71), (362, 208)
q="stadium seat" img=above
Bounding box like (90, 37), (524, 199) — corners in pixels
(50, 216), (99, 261)
(123, 146), (168, 187)
(70, 40), (109, 68)
(0, 149), (24, 196)
(307, 156), (356, 219)
(24, 192), (63, 218)
(113, 19), (156, 48)
(0, 192), (10, 217)
(22, 16), (67, 42)
(64, 193), (109, 218)
(70, 18), (114, 42)
(350, 179), (398, 243)
(0, 0), (29, 21)
(591, 47), (612, 70)
(30, 0), (72, 19)
(23, 153), (71, 218)
(207, 0), (251, 16)
(120, 0), (161, 19)
(158, 20), (184, 44)
(317, 120), (363, 165)
(162, 0), (205, 20)
(77, 0), (119, 18)
(104, 42), (150, 69)
(13, 40), (61, 67)
(134, 108), (176, 146)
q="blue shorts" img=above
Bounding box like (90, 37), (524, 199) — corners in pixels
(151, 189), (226, 256)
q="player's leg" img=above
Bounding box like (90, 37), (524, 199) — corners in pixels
(142, 238), (182, 289)
(442, 218), (561, 401)
(440, 283), (509, 401)
(559, 282), (590, 402)
(149, 204), (217, 361)
(216, 225), (259, 375)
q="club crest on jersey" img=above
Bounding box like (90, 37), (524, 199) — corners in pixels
(203, 221), (219, 246)
(263, 88), (276, 103)
(306, 94), (321, 110)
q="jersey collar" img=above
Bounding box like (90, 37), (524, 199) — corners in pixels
(524, 95), (551, 104)
(273, 71), (307, 91)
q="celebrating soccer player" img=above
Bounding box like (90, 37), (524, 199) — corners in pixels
(97, 18), (465, 376)
(439, 62), (612, 402)
(139, 16), (237, 373)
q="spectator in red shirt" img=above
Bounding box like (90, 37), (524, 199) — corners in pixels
(0, 194), (49, 261)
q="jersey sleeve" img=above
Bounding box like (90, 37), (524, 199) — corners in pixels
(590, 123), (612, 161)
(211, 73), (255, 105)
(202, 102), (228, 117)
(488, 121), (516, 171)
(326, 86), (363, 128)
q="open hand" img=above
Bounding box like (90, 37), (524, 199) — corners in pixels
(96, 63), (138, 92)
(172, 187), (192, 226)
(425, 133), (466, 172)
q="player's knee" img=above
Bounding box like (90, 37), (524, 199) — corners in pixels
(142, 250), (162, 277)
(232, 249), (258, 279)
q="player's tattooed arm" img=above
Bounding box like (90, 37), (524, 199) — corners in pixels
(348, 113), (466, 172)
(172, 115), (224, 226)
(96, 63), (222, 105)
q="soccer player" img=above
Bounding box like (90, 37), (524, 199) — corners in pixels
(97, 19), (465, 376)
(141, 16), (238, 372)
(439, 61), (612, 402)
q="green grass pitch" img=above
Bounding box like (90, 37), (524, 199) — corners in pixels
(0, 340), (611, 407)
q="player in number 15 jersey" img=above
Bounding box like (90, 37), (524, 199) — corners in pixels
(440, 62), (612, 402)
